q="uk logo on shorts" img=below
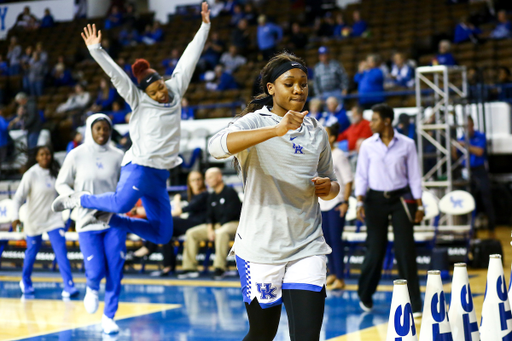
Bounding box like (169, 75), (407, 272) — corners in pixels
(256, 283), (277, 300)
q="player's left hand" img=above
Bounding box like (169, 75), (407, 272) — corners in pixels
(312, 177), (331, 198)
(414, 210), (424, 223)
(201, 2), (210, 24)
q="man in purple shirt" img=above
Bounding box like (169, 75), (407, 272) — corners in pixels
(355, 104), (424, 316)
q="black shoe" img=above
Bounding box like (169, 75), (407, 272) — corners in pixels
(150, 270), (171, 277)
(177, 270), (200, 279)
(212, 268), (225, 280)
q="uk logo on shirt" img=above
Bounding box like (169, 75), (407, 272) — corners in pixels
(96, 162), (104, 169)
(292, 143), (304, 154)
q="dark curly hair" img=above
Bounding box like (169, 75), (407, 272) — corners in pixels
(25, 145), (60, 179)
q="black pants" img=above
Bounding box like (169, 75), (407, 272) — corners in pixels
(358, 190), (422, 313)
(471, 165), (496, 232)
(145, 217), (204, 269)
(243, 288), (326, 341)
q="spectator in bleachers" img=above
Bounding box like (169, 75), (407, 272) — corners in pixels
(119, 24), (140, 46)
(433, 40), (456, 66)
(105, 100), (130, 124)
(396, 113), (416, 141)
(162, 49), (180, 76)
(313, 46), (349, 102)
(454, 16), (482, 44)
(91, 78), (117, 112)
(7, 37), (22, 75)
(66, 131), (83, 154)
(206, 65), (239, 91)
(351, 10), (368, 37)
(201, 31), (225, 70)
(28, 52), (45, 97)
(35, 42), (48, 65)
(452, 116), (495, 236)
(490, 10), (512, 39)
(230, 4), (245, 27)
(337, 105), (373, 152)
(0, 55), (8, 76)
(15, 6), (37, 30)
(288, 22), (308, 51)
(231, 19), (251, 54)
(105, 5), (123, 30)
(326, 96), (350, 133)
(315, 12), (335, 39)
(354, 55), (385, 109)
(142, 21), (164, 45)
(178, 168), (242, 280)
(209, 0), (225, 18)
(494, 66), (512, 101)
(15, 92), (42, 149)
(56, 83), (91, 116)
(220, 45), (247, 74)
(333, 13), (350, 39)
(181, 98), (194, 120)
(0, 106), (17, 164)
(223, 0), (237, 15)
(388, 52), (414, 89)
(307, 98), (323, 119)
(116, 57), (136, 83)
(40, 8), (55, 28)
(243, 3), (258, 25)
(21, 46), (33, 93)
(51, 56), (74, 87)
(257, 15), (283, 60)
(123, 3), (137, 28)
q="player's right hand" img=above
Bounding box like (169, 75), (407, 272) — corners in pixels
(275, 110), (308, 137)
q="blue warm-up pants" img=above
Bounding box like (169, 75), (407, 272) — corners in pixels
(78, 228), (126, 318)
(321, 207), (346, 279)
(80, 163), (173, 244)
(22, 228), (76, 292)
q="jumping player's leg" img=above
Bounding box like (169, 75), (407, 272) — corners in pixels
(83, 163), (173, 244)
(108, 186), (173, 244)
(103, 228), (126, 319)
(80, 163), (144, 214)
(21, 235), (42, 290)
(47, 228), (77, 293)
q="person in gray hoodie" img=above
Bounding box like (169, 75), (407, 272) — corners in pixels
(52, 2), (211, 246)
(55, 113), (124, 335)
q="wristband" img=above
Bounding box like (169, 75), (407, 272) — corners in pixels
(417, 206), (424, 211)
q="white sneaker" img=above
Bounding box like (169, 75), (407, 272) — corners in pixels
(19, 280), (34, 294)
(52, 191), (90, 212)
(84, 287), (99, 314)
(102, 314), (119, 334)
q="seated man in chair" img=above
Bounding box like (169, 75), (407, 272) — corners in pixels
(178, 167), (242, 280)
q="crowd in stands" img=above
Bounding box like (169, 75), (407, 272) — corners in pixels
(0, 0), (511, 159)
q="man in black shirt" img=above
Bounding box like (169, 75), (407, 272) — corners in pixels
(179, 168), (242, 280)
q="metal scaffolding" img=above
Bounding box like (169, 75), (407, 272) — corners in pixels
(415, 66), (471, 201)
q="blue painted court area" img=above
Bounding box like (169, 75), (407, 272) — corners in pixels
(0, 278), (395, 341)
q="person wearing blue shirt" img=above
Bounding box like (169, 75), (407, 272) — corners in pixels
(433, 40), (457, 66)
(490, 10), (512, 39)
(40, 9), (55, 28)
(351, 11), (367, 37)
(354, 55), (385, 109)
(326, 96), (350, 133)
(389, 53), (414, 88)
(257, 15), (283, 59)
(396, 113), (416, 141)
(454, 116), (495, 235)
(453, 17), (482, 44)
(104, 6), (123, 30)
(0, 108), (10, 164)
